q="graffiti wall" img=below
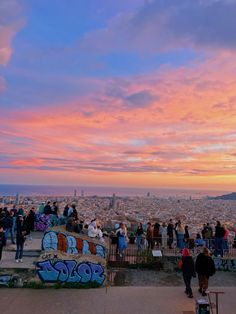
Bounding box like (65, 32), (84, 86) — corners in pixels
(37, 259), (105, 285)
(42, 229), (106, 259)
(214, 258), (236, 271)
(164, 256), (236, 272)
(35, 214), (51, 232)
(37, 226), (107, 286)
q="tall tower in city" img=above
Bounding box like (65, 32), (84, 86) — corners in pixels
(109, 193), (117, 210)
(74, 189), (77, 197)
(15, 192), (19, 205)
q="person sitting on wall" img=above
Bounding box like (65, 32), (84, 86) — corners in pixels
(66, 217), (82, 234)
(97, 223), (104, 242)
(88, 219), (99, 238)
(66, 217), (76, 233)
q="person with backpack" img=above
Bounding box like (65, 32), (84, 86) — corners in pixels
(195, 247), (216, 296)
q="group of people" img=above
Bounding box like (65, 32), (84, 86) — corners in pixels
(129, 219), (231, 256)
(0, 206), (35, 263)
(180, 247), (216, 299)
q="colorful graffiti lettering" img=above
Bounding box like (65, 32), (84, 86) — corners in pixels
(35, 214), (52, 232)
(167, 256), (236, 272)
(37, 260), (105, 285)
(214, 258), (236, 271)
(42, 231), (106, 258)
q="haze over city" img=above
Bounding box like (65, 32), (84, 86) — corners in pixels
(1, 0), (236, 191)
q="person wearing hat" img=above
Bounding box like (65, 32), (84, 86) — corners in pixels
(181, 248), (195, 298)
(195, 247), (216, 296)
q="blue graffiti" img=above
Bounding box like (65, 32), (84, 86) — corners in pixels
(82, 240), (91, 255)
(96, 245), (105, 258)
(37, 260), (105, 285)
(214, 258), (236, 271)
(66, 236), (78, 254)
(42, 231), (58, 251)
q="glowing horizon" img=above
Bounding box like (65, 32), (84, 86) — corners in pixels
(1, 0), (236, 190)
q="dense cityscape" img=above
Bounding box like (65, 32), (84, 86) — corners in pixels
(1, 192), (235, 237)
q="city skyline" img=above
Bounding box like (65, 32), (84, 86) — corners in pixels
(1, 0), (236, 190)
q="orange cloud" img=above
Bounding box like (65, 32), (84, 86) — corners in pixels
(1, 52), (236, 189)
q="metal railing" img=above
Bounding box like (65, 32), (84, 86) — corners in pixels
(107, 236), (236, 267)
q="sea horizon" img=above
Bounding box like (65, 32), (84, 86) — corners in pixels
(0, 184), (231, 199)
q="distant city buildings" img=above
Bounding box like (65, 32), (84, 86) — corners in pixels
(0, 193), (235, 238)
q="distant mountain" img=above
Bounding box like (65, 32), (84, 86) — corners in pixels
(210, 192), (236, 200)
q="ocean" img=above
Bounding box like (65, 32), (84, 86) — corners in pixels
(0, 184), (229, 199)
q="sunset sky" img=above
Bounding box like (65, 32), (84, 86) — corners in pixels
(1, 0), (236, 190)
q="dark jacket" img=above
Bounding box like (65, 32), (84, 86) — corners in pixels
(0, 231), (6, 246)
(25, 210), (35, 232)
(182, 256), (195, 276)
(44, 204), (52, 215)
(16, 218), (27, 244)
(195, 253), (216, 277)
(215, 226), (225, 238)
(167, 223), (174, 237)
(3, 215), (13, 229)
(136, 227), (144, 236)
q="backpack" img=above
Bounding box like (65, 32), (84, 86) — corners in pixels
(63, 206), (69, 217)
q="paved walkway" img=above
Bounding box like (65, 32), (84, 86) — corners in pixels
(1, 286), (235, 314)
(0, 232), (41, 269)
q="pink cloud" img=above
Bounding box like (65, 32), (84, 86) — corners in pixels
(1, 52), (236, 188)
(0, 0), (25, 65)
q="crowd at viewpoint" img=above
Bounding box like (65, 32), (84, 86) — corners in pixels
(114, 219), (234, 258)
(0, 201), (236, 265)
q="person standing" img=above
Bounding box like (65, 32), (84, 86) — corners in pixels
(3, 211), (15, 245)
(24, 208), (35, 240)
(146, 222), (154, 250)
(10, 206), (17, 240)
(214, 221), (225, 257)
(43, 201), (52, 215)
(15, 215), (27, 263)
(136, 222), (144, 250)
(195, 247), (216, 296)
(0, 225), (6, 262)
(116, 223), (128, 257)
(223, 225), (230, 253)
(160, 222), (168, 248)
(176, 221), (185, 249)
(153, 222), (160, 247)
(167, 219), (174, 249)
(184, 225), (190, 247)
(181, 248), (195, 298)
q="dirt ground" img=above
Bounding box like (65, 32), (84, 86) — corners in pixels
(110, 269), (236, 287)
